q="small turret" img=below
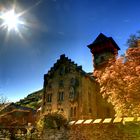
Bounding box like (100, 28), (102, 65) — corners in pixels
(87, 33), (120, 70)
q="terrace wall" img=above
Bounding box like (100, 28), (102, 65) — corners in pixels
(43, 117), (140, 140)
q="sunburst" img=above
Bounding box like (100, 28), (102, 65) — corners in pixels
(0, 9), (22, 31)
(0, 8), (26, 41)
(0, 1), (42, 41)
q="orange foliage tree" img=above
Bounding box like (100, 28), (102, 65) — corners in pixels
(94, 45), (140, 117)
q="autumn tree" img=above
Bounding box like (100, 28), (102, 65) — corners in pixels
(94, 39), (140, 117)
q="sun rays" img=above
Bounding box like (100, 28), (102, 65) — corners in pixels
(0, 1), (42, 43)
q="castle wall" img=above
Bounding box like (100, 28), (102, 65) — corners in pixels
(80, 76), (97, 119)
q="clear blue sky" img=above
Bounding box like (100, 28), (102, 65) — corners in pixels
(0, 0), (140, 102)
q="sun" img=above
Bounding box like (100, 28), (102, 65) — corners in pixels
(0, 9), (21, 31)
(0, 1), (41, 41)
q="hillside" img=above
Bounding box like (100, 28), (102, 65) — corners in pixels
(16, 89), (43, 109)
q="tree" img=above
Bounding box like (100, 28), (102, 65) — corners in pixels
(94, 41), (140, 117)
(0, 94), (8, 106)
(127, 31), (140, 48)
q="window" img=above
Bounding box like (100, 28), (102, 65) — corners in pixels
(88, 92), (92, 113)
(89, 108), (92, 113)
(59, 66), (65, 75)
(65, 66), (70, 73)
(47, 94), (52, 102)
(69, 87), (75, 99)
(106, 107), (110, 117)
(74, 107), (76, 117)
(59, 80), (64, 87)
(70, 78), (76, 86)
(70, 107), (77, 117)
(70, 107), (73, 117)
(58, 92), (64, 101)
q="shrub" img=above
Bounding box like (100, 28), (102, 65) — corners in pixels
(36, 111), (67, 131)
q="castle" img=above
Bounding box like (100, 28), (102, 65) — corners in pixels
(42, 33), (120, 120)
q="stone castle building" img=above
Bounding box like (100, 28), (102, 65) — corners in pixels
(42, 33), (120, 120)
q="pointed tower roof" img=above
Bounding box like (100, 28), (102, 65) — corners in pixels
(87, 33), (120, 50)
(92, 33), (108, 44)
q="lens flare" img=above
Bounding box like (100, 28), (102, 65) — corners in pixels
(0, 9), (23, 31)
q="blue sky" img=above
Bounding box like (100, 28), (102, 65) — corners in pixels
(0, 0), (140, 102)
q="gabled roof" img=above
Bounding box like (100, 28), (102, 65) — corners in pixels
(0, 102), (36, 114)
(44, 54), (95, 81)
(87, 33), (120, 50)
(92, 33), (108, 44)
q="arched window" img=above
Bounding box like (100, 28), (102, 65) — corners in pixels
(69, 87), (75, 99)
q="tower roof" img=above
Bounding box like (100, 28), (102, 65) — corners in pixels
(92, 33), (108, 44)
(87, 33), (120, 50)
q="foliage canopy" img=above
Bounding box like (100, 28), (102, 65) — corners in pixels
(94, 37), (140, 117)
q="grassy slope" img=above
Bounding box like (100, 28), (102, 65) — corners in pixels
(16, 89), (43, 109)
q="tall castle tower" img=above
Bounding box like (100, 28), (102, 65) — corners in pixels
(87, 33), (120, 71)
(87, 33), (120, 117)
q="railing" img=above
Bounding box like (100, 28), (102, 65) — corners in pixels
(69, 117), (140, 125)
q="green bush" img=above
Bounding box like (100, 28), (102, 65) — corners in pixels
(36, 112), (67, 131)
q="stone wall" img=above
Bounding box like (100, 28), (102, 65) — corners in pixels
(42, 117), (140, 140)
